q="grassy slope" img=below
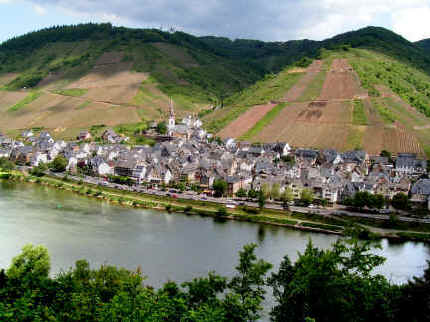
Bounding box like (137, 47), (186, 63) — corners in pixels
(203, 69), (303, 133)
(239, 102), (288, 141)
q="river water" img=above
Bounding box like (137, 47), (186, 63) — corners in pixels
(1, 180), (429, 289)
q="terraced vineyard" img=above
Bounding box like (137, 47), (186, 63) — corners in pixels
(213, 52), (430, 157)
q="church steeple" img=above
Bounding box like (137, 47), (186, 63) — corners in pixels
(168, 97), (175, 129)
(169, 97), (175, 119)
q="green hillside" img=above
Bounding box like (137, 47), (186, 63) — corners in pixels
(1, 23), (430, 152)
(416, 38), (430, 56)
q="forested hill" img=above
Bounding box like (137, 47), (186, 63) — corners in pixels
(200, 26), (430, 73)
(416, 38), (430, 54)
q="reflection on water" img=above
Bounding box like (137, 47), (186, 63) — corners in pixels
(0, 180), (429, 289)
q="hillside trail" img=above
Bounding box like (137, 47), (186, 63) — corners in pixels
(42, 89), (136, 109)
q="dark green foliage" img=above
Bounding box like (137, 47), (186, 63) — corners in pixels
(281, 155), (295, 166)
(248, 189), (258, 199)
(0, 243), (270, 322)
(30, 163), (47, 177)
(213, 179), (227, 197)
(235, 187), (247, 198)
(380, 150), (392, 160)
(216, 207), (228, 217)
(108, 175), (134, 186)
(156, 121), (167, 135)
(258, 190), (267, 209)
(49, 155), (67, 173)
(395, 260), (430, 322)
(345, 191), (386, 209)
(391, 193), (409, 210)
(268, 239), (397, 322)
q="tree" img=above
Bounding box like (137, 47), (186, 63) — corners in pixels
(157, 121), (167, 135)
(281, 155), (295, 166)
(268, 239), (393, 322)
(50, 155), (67, 173)
(271, 183), (281, 200)
(281, 187), (294, 209)
(248, 189), (258, 199)
(371, 194), (385, 209)
(30, 162), (47, 177)
(300, 188), (314, 206)
(213, 179), (227, 198)
(226, 243), (272, 321)
(398, 260), (430, 322)
(261, 183), (271, 199)
(257, 190), (267, 209)
(176, 182), (186, 192)
(392, 192), (409, 210)
(353, 191), (371, 209)
(236, 188), (247, 198)
(380, 150), (392, 161)
(7, 244), (50, 282)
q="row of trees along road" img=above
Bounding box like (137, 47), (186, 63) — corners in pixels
(1, 238), (429, 321)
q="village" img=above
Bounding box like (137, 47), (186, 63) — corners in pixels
(1, 101), (430, 214)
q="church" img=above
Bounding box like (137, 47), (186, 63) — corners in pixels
(167, 98), (205, 140)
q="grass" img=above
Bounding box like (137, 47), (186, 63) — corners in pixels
(345, 126), (364, 150)
(204, 69), (303, 133)
(396, 232), (430, 242)
(8, 91), (42, 112)
(371, 99), (396, 124)
(352, 100), (368, 125)
(53, 88), (88, 97)
(76, 100), (91, 110)
(239, 102), (287, 140)
(300, 222), (344, 232)
(297, 68), (327, 101)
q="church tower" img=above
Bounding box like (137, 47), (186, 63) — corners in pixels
(168, 98), (175, 135)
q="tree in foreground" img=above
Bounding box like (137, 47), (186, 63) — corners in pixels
(268, 239), (398, 322)
(0, 242), (271, 322)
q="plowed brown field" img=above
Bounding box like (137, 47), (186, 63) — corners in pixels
(0, 91), (28, 111)
(0, 92), (140, 133)
(217, 103), (277, 139)
(319, 59), (367, 100)
(64, 52), (147, 105)
(252, 101), (351, 150)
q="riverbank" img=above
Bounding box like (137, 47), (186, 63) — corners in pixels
(2, 170), (430, 242)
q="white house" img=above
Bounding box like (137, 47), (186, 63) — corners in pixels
(30, 152), (48, 166)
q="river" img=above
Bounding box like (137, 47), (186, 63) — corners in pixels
(1, 180), (429, 290)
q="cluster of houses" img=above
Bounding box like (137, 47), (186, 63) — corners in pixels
(1, 110), (430, 210)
